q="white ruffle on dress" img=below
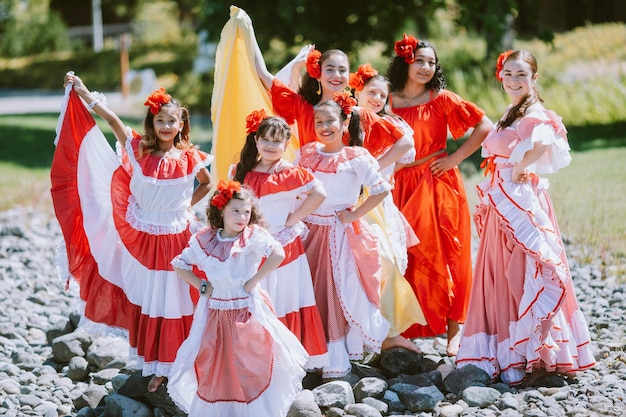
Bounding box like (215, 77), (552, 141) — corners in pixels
(297, 142), (391, 378)
(167, 225), (307, 417)
(51, 88), (212, 377)
(456, 103), (595, 385)
(231, 165), (329, 370)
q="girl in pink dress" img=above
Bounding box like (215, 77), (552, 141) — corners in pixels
(53, 73), (213, 392)
(296, 95), (391, 379)
(455, 50), (595, 386)
(168, 180), (307, 417)
(229, 111), (329, 369)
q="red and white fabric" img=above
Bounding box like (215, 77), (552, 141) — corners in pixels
(296, 142), (391, 378)
(233, 166), (329, 370)
(456, 103), (595, 385)
(167, 225), (307, 417)
(51, 87), (212, 377)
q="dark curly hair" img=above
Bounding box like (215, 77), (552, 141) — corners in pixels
(206, 185), (269, 230)
(386, 40), (446, 93)
(299, 49), (349, 106)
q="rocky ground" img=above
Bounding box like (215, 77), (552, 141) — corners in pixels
(1, 205), (625, 417)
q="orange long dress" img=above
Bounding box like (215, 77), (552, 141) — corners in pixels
(390, 90), (485, 338)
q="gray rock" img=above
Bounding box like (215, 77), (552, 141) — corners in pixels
(287, 389), (322, 417)
(312, 381), (355, 409)
(344, 403), (383, 417)
(353, 377), (387, 401)
(104, 393), (152, 417)
(461, 386), (501, 408)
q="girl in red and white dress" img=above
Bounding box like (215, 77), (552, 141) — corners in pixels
(53, 73), (212, 391)
(228, 111), (329, 369)
(455, 50), (595, 386)
(168, 181), (307, 417)
(296, 95), (391, 379)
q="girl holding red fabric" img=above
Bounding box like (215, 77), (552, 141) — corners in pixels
(55, 74), (213, 391)
(385, 35), (493, 356)
(229, 111), (329, 370)
(168, 181), (307, 416)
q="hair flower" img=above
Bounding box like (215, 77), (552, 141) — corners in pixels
(210, 179), (242, 210)
(333, 92), (357, 115)
(306, 48), (322, 79)
(349, 63), (379, 92)
(495, 50), (514, 81)
(394, 33), (419, 64)
(144, 87), (171, 115)
(245, 109), (267, 134)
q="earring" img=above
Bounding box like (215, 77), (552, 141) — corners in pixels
(344, 86), (352, 93)
(500, 83), (505, 92)
(316, 81), (321, 95)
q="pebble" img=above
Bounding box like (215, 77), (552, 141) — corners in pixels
(1, 206), (626, 416)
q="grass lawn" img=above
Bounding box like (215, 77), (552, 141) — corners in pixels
(0, 114), (624, 279)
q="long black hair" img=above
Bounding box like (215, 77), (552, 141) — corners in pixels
(386, 40), (446, 93)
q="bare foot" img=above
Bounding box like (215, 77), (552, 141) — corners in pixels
(521, 368), (549, 388)
(382, 335), (421, 353)
(147, 375), (166, 392)
(446, 319), (461, 357)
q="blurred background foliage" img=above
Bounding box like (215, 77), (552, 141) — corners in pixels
(0, 0), (623, 126)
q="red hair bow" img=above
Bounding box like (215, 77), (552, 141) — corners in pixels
(394, 33), (419, 64)
(144, 87), (171, 115)
(306, 48), (322, 79)
(349, 63), (378, 92)
(210, 180), (242, 210)
(333, 92), (357, 115)
(496, 50), (514, 81)
(245, 109), (267, 134)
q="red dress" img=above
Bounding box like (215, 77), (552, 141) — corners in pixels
(51, 89), (212, 377)
(390, 89), (485, 337)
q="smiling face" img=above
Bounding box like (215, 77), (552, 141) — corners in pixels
(407, 47), (437, 86)
(152, 106), (183, 143)
(255, 134), (286, 164)
(221, 197), (252, 238)
(501, 58), (537, 105)
(319, 52), (350, 100)
(314, 103), (348, 153)
(355, 77), (389, 114)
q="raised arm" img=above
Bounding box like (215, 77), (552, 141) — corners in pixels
(63, 73), (129, 148)
(251, 35), (275, 90)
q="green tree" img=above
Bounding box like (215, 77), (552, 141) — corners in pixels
(198, 0), (442, 67)
(0, 0), (70, 57)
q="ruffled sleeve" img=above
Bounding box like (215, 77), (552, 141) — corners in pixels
(358, 108), (404, 158)
(249, 225), (285, 258)
(439, 90), (486, 139)
(508, 108), (571, 174)
(270, 78), (300, 125)
(171, 233), (201, 271)
(348, 147), (392, 196)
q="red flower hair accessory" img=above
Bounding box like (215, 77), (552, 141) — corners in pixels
(495, 50), (514, 81)
(144, 87), (171, 115)
(333, 92), (357, 115)
(245, 109), (267, 134)
(394, 33), (419, 64)
(349, 63), (379, 92)
(306, 48), (322, 79)
(210, 180), (242, 210)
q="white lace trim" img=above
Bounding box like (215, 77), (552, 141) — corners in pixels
(125, 195), (192, 235)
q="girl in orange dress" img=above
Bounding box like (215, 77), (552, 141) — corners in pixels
(229, 112), (329, 370)
(456, 50), (595, 386)
(386, 35), (493, 356)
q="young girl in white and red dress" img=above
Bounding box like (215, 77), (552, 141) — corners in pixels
(54, 73), (212, 392)
(229, 111), (329, 370)
(168, 180), (308, 417)
(296, 94), (391, 379)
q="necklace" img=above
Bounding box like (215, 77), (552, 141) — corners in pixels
(397, 89), (429, 105)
